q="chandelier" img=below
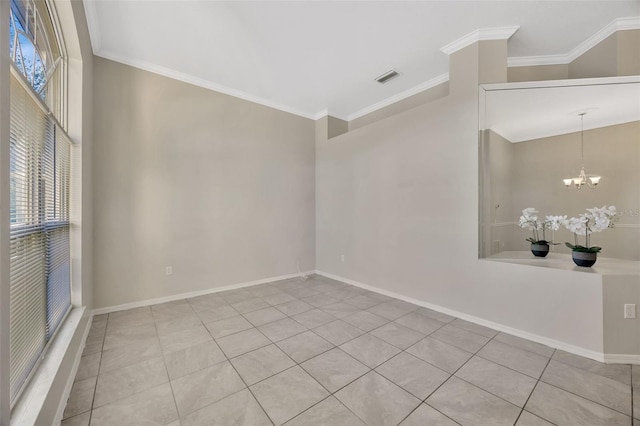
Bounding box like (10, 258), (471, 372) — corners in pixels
(563, 113), (601, 189)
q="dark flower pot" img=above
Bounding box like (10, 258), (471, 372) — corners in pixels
(531, 243), (550, 257)
(572, 251), (597, 267)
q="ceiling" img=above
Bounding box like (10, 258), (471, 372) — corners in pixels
(83, 1), (640, 121)
(484, 80), (640, 142)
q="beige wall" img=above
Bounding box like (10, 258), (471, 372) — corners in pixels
(349, 82), (449, 131)
(506, 121), (640, 260)
(92, 58), (316, 308)
(316, 40), (607, 353)
(507, 64), (569, 83)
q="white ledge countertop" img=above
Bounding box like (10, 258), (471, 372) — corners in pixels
(486, 251), (640, 277)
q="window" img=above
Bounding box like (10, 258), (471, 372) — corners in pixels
(8, 0), (71, 407)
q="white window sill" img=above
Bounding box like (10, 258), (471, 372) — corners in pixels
(11, 307), (86, 425)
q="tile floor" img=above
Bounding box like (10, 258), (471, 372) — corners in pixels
(62, 275), (639, 426)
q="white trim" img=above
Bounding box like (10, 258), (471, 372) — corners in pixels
(603, 353), (640, 365)
(92, 270), (316, 315)
(347, 73), (450, 121)
(481, 75), (640, 92)
(313, 109), (330, 121)
(54, 311), (93, 425)
(11, 307), (87, 426)
(315, 270), (614, 364)
(95, 49), (320, 120)
(441, 26), (520, 55)
(508, 16), (640, 67)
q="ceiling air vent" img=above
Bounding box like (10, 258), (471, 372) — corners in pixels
(375, 69), (399, 84)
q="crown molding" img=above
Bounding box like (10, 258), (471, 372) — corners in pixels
(95, 50), (319, 120)
(347, 73), (450, 121)
(440, 26), (520, 55)
(508, 16), (640, 67)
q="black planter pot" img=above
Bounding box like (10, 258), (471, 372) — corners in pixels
(531, 243), (550, 257)
(572, 251), (597, 267)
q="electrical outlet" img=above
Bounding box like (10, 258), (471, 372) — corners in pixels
(624, 304), (636, 319)
(341, 254), (345, 262)
(165, 266), (173, 276)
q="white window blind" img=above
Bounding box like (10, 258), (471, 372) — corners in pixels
(9, 72), (71, 406)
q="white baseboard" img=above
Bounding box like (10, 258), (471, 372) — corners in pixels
(316, 270), (637, 365)
(54, 310), (93, 425)
(93, 270), (315, 315)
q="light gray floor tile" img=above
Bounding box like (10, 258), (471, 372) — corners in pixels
(194, 305), (239, 323)
(344, 295), (384, 310)
(634, 391), (639, 420)
(231, 298), (270, 314)
(335, 371), (420, 426)
(89, 383), (178, 426)
(450, 318), (498, 338)
(244, 306), (288, 326)
(339, 334), (401, 368)
(526, 381), (631, 426)
(301, 348), (369, 392)
(313, 320), (365, 346)
(188, 295), (230, 312)
(75, 352), (101, 381)
(633, 364), (640, 388)
(322, 302), (361, 319)
(293, 309), (336, 329)
(171, 361), (246, 417)
(181, 389), (271, 426)
(375, 352), (450, 399)
(286, 287), (320, 299)
(63, 376), (96, 419)
(399, 403), (458, 426)
(231, 344), (296, 385)
(303, 294), (341, 308)
(478, 340), (549, 379)
(367, 300), (416, 320)
(455, 356), (537, 407)
(494, 332), (555, 358)
(343, 311), (389, 332)
(99, 339), (162, 374)
(90, 320), (107, 333)
(394, 311), (446, 335)
(275, 299), (314, 316)
(107, 308), (155, 331)
(103, 323), (158, 351)
(82, 341), (104, 357)
(251, 366), (330, 425)
(163, 340), (226, 380)
(276, 330), (335, 363)
(541, 360), (632, 416)
(370, 322), (425, 350)
(263, 292), (296, 306)
(430, 324), (491, 353)
(85, 330), (105, 346)
(414, 307), (456, 324)
(158, 325), (212, 353)
(94, 357), (168, 408)
(155, 313), (202, 336)
(258, 317), (307, 342)
(285, 396), (366, 426)
(151, 301), (193, 321)
(215, 328), (271, 358)
(222, 290), (254, 304)
(61, 412), (91, 426)
(552, 350), (632, 385)
(406, 337), (473, 373)
(204, 315), (253, 339)
(427, 376), (520, 426)
(515, 411), (555, 426)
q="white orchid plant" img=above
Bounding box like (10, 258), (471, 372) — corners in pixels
(564, 205), (617, 253)
(518, 208), (566, 245)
